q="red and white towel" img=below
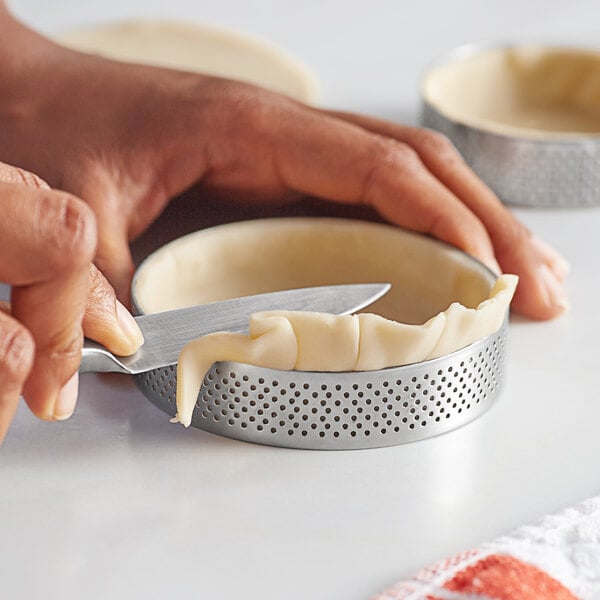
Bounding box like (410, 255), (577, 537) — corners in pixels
(374, 496), (600, 600)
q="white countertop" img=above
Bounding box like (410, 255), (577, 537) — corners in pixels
(2, 1), (600, 599)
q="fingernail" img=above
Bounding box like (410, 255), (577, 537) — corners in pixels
(116, 301), (144, 350)
(539, 264), (571, 312)
(531, 236), (571, 279)
(550, 255), (571, 280)
(53, 372), (79, 421)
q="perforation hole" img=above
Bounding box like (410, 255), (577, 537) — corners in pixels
(138, 326), (505, 446)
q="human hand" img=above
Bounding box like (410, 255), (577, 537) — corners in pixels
(0, 10), (568, 320)
(0, 162), (144, 444)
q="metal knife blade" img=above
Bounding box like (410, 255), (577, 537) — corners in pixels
(80, 283), (390, 375)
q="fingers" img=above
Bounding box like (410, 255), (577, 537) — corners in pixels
(263, 105), (498, 269)
(93, 227), (136, 307)
(0, 157), (137, 305)
(486, 223), (568, 319)
(1, 183), (96, 419)
(83, 264), (144, 355)
(0, 179), (145, 421)
(0, 161), (50, 190)
(74, 184), (136, 306)
(0, 311), (35, 444)
(325, 111), (570, 320)
(530, 235), (570, 280)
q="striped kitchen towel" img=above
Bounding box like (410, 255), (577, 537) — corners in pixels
(374, 496), (600, 600)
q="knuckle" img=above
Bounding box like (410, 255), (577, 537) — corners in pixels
(0, 163), (50, 190)
(212, 79), (288, 132)
(414, 128), (453, 151)
(15, 167), (50, 190)
(0, 321), (34, 385)
(200, 80), (292, 173)
(372, 137), (424, 177)
(37, 191), (97, 269)
(413, 129), (462, 164)
(88, 265), (116, 307)
(361, 138), (425, 206)
(44, 330), (83, 364)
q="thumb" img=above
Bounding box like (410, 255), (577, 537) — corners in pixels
(84, 264), (144, 356)
(82, 194), (136, 307)
(72, 178), (137, 306)
(94, 226), (136, 308)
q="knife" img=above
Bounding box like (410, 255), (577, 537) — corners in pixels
(79, 283), (391, 375)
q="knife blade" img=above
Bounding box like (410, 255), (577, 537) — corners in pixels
(80, 283), (390, 375)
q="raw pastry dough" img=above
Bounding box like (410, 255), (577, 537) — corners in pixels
(422, 46), (600, 138)
(133, 218), (496, 324)
(57, 19), (320, 104)
(173, 274), (518, 427)
(175, 314), (298, 427)
(131, 218), (517, 427)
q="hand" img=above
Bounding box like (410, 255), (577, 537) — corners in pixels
(0, 162), (144, 444)
(0, 10), (569, 320)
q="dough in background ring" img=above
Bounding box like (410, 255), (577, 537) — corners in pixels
(57, 19), (320, 104)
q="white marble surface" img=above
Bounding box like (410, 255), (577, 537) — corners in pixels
(2, 1), (600, 599)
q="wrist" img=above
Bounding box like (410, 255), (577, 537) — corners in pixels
(0, 6), (77, 172)
(0, 8), (66, 118)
